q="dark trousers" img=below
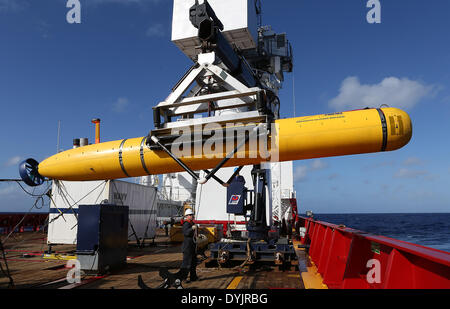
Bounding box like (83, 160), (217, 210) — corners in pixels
(181, 245), (197, 279)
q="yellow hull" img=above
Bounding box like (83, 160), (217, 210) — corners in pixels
(38, 108), (412, 181)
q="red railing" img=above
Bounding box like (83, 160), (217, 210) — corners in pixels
(0, 213), (48, 234)
(299, 216), (450, 289)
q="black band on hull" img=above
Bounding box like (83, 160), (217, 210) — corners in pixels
(119, 139), (130, 177)
(140, 136), (151, 175)
(376, 108), (388, 152)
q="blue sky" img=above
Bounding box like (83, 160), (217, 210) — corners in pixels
(0, 0), (449, 213)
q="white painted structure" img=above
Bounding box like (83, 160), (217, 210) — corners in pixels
(194, 162), (294, 231)
(172, 0), (258, 59)
(160, 172), (197, 203)
(270, 161), (295, 223)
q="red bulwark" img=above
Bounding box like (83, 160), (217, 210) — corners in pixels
(298, 217), (450, 289)
(0, 213), (48, 234)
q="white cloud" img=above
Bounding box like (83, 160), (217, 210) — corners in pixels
(0, 0), (27, 12)
(394, 168), (428, 179)
(146, 23), (165, 38)
(36, 20), (51, 39)
(0, 185), (16, 196)
(294, 165), (308, 182)
(112, 97), (130, 113)
(329, 76), (434, 111)
(4, 156), (22, 167)
(403, 157), (422, 166)
(362, 160), (396, 171)
(310, 159), (328, 170)
(294, 159), (329, 182)
(407, 190), (435, 200)
(328, 173), (339, 180)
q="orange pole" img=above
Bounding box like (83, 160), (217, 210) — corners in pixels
(91, 118), (101, 144)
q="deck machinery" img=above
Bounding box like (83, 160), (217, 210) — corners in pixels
(150, 0), (297, 266)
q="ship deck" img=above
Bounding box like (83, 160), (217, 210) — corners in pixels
(0, 230), (323, 290)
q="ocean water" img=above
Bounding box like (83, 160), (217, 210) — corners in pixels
(314, 213), (450, 253)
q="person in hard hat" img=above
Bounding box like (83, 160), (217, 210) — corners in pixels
(180, 208), (199, 282)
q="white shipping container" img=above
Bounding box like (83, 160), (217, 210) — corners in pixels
(47, 180), (157, 245)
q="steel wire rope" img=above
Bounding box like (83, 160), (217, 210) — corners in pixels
(55, 180), (108, 225)
(0, 239), (14, 288)
(0, 180), (52, 287)
(193, 176), (205, 253)
(7, 180), (107, 251)
(0, 180), (108, 261)
(14, 180), (51, 198)
(111, 180), (140, 245)
(2, 181), (52, 245)
(55, 180), (79, 223)
(142, 187), (158, 243)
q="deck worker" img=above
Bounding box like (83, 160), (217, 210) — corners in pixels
(181, 208), (199, 282)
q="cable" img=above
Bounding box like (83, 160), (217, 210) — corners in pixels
(5, 180), (107, 251)
(292, 64), (296, 117)
(14, 180), (51, 198)
(195, 177), (204, 219)
(2, 182), (51, 245)
(143, 188), (158, 242)
(0, 238), (15, 288)
(111, 180), (140, 245)
(193, 176), (205, 255)
(234, 238), (252, 270)
(54, 179), (108, 224)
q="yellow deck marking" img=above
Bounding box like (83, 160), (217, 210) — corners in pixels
(43, 254), (77, 261)
(227, 276), (243, 289)
(301, 258), (328, 289)
(291, 240), (328, 289)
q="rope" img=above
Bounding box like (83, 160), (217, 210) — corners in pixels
(193, 180), (204, 254)
(1, 181), (51, 245)
(111, 180), (141, 245)
(143, 189), (158, 240)
(234, 238), (252, 271)
(14, 180), (51, 198)
(4, 180), (107, 251)
(54, 179), (108, 227)
(0, 239), (14, 288)
(217, 246), (224, 270)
